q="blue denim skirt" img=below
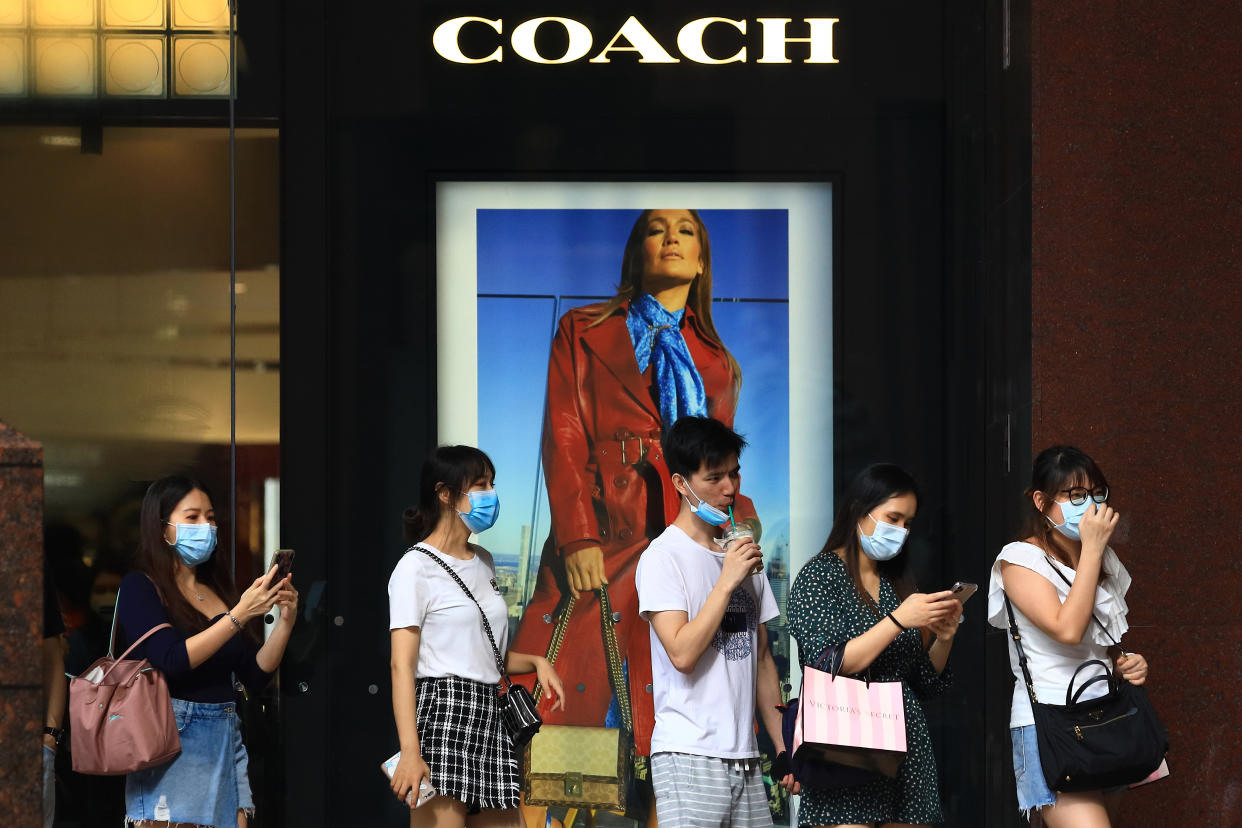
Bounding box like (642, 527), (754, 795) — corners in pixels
(126, 699), (254, 828)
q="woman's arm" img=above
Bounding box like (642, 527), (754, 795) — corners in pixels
(1001, 561), (1101, 647)
(1002, 507), (1118, 646)
(389, 627), (431, 808)
(925, 609), (960, 673)
(181, 568), (284, 669)
(542, 314), (601, 553)
(839, 591), (957, 675)
(253, 577), (299, 673)
(504, 651), (566, 711)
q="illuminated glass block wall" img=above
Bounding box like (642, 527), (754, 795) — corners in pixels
(0, 0), (232, 98)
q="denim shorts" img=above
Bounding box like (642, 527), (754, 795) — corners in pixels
(126, 698), (254, 828)
(1011, 725), (1057, 817)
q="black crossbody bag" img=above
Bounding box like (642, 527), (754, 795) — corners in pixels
(1002, 559), (1167, 792)
(416, 545), (543, 749)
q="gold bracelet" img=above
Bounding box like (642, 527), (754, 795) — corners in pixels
(226, 611), (244, 633)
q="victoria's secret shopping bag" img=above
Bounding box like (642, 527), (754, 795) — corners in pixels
(792, 660), (908, 778)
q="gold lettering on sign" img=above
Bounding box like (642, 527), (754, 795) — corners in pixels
(432, 17), (503, 64)
(677, 17), (747, 65)
(756, 18), (839, 64)
(510, 17), (594, 64)
(590, 16), (679, 63)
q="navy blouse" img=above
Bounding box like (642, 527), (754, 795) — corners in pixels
(116, 571), (273, 703)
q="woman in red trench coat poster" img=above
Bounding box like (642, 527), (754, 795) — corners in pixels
(511, 209), (760, 788)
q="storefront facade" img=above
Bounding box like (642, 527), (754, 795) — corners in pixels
(3, 1), (1236, 826)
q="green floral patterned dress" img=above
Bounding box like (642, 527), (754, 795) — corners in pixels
(788, 551), (952, 826)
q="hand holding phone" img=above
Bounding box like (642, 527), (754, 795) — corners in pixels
(273, 549), (295, 582)
(950, 581), (977, 606)
(382, 751), (436, 807)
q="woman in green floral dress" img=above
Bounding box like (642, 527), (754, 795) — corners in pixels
(788, 464), (961, 827)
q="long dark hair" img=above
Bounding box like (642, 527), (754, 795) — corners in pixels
(1020, 445), (1111, 568)
(403, 445), (497, 544)
(588, 209), (741, 387)
(133, 476), (241, 636)
(819, 463), (920, 613)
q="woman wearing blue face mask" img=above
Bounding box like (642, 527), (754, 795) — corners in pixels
(388, 445), (565, 827)
(987, 446), (1148, 826)
(116, 476), (297, 828)
(787, 463), (960, 828)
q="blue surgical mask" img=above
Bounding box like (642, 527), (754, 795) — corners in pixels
(858, 512), (908, 561)
(1048, 498), (1093, 541)
(166, 522), (217, 567)
(458, 489), (499, 534)
(682, 481), (730, 527)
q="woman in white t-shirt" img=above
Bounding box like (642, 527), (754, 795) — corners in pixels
(387, 445), (565, 827)
(987, 445), (1150, 827)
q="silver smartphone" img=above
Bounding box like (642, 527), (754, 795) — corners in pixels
(950, 581), (978, 605)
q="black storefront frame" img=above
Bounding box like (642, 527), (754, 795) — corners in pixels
(277, 1), (1033, 825)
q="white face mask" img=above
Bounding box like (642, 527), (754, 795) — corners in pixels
(858, 512), (908, 561)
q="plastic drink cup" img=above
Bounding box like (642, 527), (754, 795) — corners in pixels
(715, 523), (761, 573)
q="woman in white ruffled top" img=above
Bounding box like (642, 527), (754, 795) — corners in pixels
(987, 445), (1150, 827)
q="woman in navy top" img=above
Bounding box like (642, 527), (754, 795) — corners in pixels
(117, 476), (297, 828)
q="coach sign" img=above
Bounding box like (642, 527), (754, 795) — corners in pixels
(432, 16), (840, 65)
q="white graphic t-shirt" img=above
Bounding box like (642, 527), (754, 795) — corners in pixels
(636, 524), (779, 759)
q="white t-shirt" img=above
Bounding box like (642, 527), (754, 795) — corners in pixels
(635, 524), (780, 759)
(387, 543), (509, 684)
(986, 541), (1132, 728)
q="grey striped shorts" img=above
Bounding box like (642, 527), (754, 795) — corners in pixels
(651, 752), (773, 828)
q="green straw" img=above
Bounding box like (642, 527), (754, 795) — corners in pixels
(728, 506), (737, 528)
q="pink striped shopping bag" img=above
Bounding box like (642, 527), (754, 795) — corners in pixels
(792, 663), (908, 777)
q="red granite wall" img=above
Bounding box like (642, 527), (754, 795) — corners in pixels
(0, 422), (44, 828)
(1031, 2), (1242, 822)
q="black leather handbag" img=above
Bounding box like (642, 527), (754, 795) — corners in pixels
(1003, 579), (1167, 792)
(416, 546), (543, 749)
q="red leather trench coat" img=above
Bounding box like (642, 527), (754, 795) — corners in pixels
(510, 300), (755, 756)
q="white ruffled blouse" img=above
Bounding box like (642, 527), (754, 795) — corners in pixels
(986, 541), (1132, 728)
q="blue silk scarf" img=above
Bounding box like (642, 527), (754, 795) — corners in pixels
(625, 293), (708, 429)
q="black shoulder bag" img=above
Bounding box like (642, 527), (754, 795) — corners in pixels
(416, 546), (543, 749)
(1003, 561), (1167, 792)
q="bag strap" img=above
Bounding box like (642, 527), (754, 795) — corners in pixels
(96, 622), (174, 684)
(811, 643), (845, 676)
(1042, 555), (1121, 648)
(1066, 658), (1117, 705)
(1001, 590), (1040, 705)
(414, 545), (511, 688)
(598, 584), (633, 733)
(533, 585), (632, 732)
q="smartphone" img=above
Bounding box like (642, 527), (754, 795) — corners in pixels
(950, 581), (978, 605)
(272, 549), (295, 582)
(381, 751), (436, 807)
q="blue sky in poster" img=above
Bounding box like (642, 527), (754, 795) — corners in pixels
(477, 209), (789, 299)
(475, 209), (790, 581)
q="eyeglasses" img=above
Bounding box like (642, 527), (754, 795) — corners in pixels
(1060, 486), (1109, 506)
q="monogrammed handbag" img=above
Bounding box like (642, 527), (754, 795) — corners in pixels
(416, 545), (543, 748)
(524, 586), (632, 810)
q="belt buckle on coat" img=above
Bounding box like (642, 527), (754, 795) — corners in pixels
(619, 435), (647, 466)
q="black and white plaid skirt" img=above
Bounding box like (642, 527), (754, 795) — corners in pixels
(416, 675), (519, 811)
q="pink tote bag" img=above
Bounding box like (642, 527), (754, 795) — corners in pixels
(69, 621), (181, 775)
(792, 662), (908, 777)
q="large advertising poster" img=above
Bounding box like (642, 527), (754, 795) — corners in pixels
(437, 182), (832, 825)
